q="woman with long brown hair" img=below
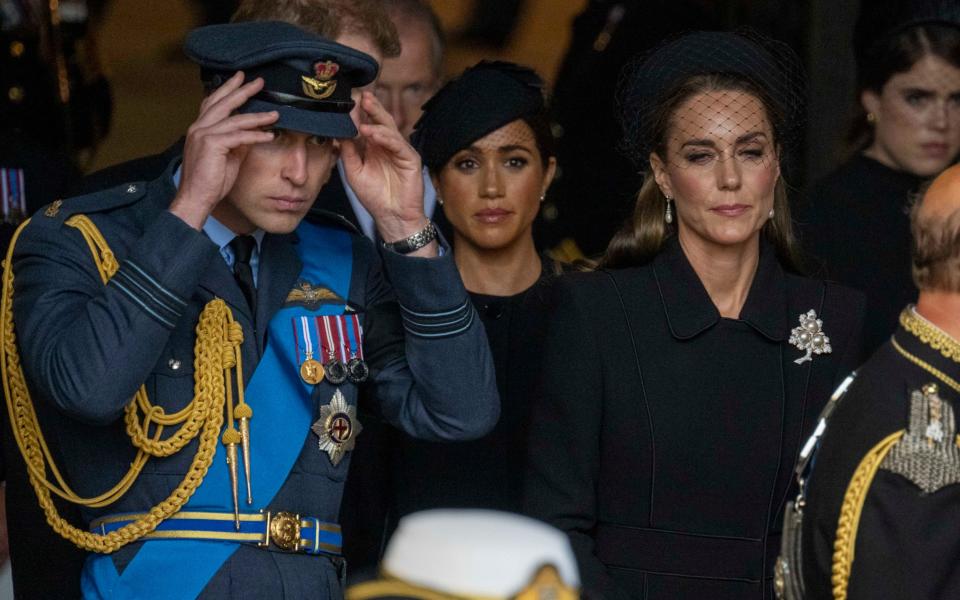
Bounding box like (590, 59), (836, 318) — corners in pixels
(524, 31), (866, 599)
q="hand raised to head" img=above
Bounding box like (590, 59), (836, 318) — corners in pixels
(340, 92), (431, 247)
(169, 72), (279, 230)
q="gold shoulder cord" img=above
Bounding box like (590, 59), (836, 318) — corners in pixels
(829, 430), (902, 600)
(831, 310), (960, 599)
(1, 216), (245, 553)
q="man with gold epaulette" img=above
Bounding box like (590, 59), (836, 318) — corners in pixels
(2, 20), (499, 599)
(775, 164), (960, 600)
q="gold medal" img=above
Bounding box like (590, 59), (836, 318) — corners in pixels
(300, 358), (325, 385)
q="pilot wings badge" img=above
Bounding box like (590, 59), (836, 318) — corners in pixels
(312, 389), (362, 466)
(789, 309), (832, 365)
(285, 280), (344, 310)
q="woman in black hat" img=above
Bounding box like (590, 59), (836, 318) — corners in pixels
(798, 4), (960, 356)
(523, 31), (865, 600)
(389, 61), (560, 515)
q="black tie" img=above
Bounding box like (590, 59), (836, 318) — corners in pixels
(229, 235), (258, 317)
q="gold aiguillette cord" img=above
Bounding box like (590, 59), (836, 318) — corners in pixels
(220, 319), (252, 529)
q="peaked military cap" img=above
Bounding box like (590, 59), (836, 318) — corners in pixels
(184, 21), (379, 139)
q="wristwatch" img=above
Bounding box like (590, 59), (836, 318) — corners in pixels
(381, 221), (438, 255)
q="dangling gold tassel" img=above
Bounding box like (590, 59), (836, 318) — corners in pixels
(222, 428), (242, 530)
(235, 402), (253, 505)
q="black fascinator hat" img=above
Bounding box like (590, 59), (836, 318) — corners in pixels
(617, 30), (805, 168)
(411, 60), (547, 171)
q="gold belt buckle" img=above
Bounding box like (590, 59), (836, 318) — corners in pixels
(268, 511), (302, 552)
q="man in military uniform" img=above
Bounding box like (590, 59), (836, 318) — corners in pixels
(782, 164), (960, 599)
(5, 20), (498, 599)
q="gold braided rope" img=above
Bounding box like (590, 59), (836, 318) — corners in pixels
(900, 307), (960, 366)
(1, 216), (242, 552)
(830, 431), (902, 600)
(892, 337), (960, 395)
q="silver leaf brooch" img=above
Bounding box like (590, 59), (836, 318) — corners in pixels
(789, 309), (832, 365)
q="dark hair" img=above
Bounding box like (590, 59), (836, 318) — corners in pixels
(231, 0), (401, 58)
(602, 72), (803, 271)
(849, 23), (960, 148)
(521, 112), (557, 168)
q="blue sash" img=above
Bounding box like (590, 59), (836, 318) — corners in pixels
(81, 221), (353, 599)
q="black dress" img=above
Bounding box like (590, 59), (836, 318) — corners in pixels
(797, 154), (924, 357)
(390, 256), (560, 515)
(524, 238), (865, 600)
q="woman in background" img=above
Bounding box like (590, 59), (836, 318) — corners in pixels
(524, 31), (865, 599)
(391, 61), (560, 515)
(799, 5), (960, 356)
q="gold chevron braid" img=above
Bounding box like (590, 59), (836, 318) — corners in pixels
(900, 307), (960, 365)
(830, 431), (903, 600)
(1, 215), (241, 552)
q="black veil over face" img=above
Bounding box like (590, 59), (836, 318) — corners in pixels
(617, 30), (805, 169)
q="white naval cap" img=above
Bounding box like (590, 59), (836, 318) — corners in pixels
(347, 509), (581, 600)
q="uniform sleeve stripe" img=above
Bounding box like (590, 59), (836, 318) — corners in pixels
(114, 268), (182, 323)
(401, 313), (472, 328)
(399, 299), (474, 336)
(398, 299), (470, 319)
(126, 260), (187, 308)
(403, 311), (475, 338)
(110, 279), (177, 329)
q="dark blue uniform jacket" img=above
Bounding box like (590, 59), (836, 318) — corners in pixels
(10, 161), (499, 599)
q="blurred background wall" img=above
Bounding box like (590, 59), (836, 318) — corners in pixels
(90, 0), (586, 171)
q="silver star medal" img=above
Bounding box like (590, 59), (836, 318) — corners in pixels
(312, 389), (362, 466)
(789, 309), (832, 365)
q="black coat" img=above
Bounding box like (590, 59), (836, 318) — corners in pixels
(524, 238), (865, 600)
(391, 256), (561, 516)
(797, 154), (924, 357)
(801, 315), (960, 600)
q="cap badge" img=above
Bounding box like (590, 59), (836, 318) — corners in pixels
(301, 60), (339, 100)
(789, 309), (832, 365)
(312, 389), (361, 466)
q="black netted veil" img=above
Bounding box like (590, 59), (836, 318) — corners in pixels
(616, 29), (806, 169)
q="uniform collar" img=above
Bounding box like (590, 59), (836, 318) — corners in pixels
(895, 306), (960, 381)
(652, 235), (789, 341)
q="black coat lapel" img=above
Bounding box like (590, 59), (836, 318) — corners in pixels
(768, 280), (827, 527)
